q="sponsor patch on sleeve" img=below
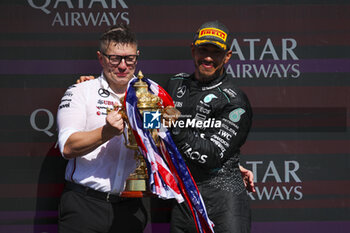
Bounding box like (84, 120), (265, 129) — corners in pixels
(229, 108), (245, 122)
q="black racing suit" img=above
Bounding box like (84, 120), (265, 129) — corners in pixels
(165, 72), (252, 233)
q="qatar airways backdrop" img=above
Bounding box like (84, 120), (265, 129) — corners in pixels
(0, 1), (349, 233)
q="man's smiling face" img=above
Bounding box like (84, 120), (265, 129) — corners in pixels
(192, 44), (232, 83)
(98, 42), (139, 94)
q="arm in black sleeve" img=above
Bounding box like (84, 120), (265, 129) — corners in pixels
(171, 96), (252, 170)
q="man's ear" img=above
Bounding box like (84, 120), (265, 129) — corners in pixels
(134, 50), (140, 65)
(191, 43), (195, 58)
(97, 51), (103, 66)
(224, 50), (232, 64)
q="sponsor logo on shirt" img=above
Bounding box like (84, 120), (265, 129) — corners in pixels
(98, 88), (110, 98)
(97, 99), (115, 105)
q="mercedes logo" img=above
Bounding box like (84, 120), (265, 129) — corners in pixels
(98, 88), (110, 98)
(176, 85), (186, 98)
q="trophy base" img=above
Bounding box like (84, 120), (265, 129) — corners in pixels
(120, 190), (155, 198)
(120, 178), (153, 198)
(125, 178), (147, 191)
(120, 191), (145, 198)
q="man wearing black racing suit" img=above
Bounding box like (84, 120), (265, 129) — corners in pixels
(166, 21), (253, 233)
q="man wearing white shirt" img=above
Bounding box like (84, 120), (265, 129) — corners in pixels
(57, 24), (147, 233)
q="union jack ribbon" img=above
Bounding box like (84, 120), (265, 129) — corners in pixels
(124, 77), (214, 233)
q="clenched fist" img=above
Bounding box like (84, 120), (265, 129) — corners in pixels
(104, 110), (125, 137)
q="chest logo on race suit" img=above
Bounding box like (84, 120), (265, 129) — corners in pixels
(203, 94), (218, 103)
(175, 101), (183, 108)
(176, 85), (187, 98)
(229, 108), (245, 122)
(98, 88), (110, 98)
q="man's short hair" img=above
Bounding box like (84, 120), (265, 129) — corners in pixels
(99, 23), (137, 53)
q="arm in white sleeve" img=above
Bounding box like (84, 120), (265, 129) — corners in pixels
(57, 84), (119, 159)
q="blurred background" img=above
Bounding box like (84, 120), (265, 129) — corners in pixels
(0, 0), (349, 232)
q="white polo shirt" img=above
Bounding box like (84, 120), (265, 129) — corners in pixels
(57, 73), (136, 194)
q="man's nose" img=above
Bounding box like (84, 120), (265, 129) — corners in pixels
(118, 58), (128, 69)
(203, 55), (214, 61)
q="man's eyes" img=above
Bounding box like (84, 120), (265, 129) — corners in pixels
(198, 49), (222, 55)
(110, 56), (135, 60)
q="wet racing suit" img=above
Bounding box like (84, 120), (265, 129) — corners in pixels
(166, 71), (252, 233)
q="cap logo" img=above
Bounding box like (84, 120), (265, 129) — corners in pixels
(199, 28), (227, 42)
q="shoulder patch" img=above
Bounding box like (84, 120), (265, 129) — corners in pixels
(172, 73), (190, 80)
(229, 108), (246, 122)
(222, 88), (237, 98)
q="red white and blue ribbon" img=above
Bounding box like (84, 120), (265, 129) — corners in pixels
(123, 77), (214, 233)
